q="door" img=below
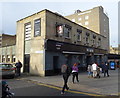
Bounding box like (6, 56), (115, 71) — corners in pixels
(24, 54), (30, 73)
(86, 56), (91, 66)
(53, 56), (59, 74)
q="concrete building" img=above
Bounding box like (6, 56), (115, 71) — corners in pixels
(16, 8), (108, 76)
(109, 46), (119, 54)
(0, 34), (16, 63)
(65, 6), (109, 52)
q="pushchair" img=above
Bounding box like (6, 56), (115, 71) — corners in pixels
(2, 81), (14, 98)
(96, 67), (101, 78)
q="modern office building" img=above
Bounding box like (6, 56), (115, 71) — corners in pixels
(0, 34), (16, 63)
(65, 6), (109, 52)
(16, 8), (108, 76)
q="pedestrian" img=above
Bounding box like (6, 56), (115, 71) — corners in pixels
(72, 63), (79, 83)
(103, 62), (110, 77)
(96, 66), (101, 78)
(15, 60), (22, 76)
(92, 62), (98, 78)
(61, 64), (71, 94)
(87, 64), (92, 78)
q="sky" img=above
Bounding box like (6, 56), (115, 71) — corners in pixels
(0, 1), (119, 47)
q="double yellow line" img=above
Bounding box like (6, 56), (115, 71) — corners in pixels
(34, 81), (102, 96)
(17, 78), (118, 97)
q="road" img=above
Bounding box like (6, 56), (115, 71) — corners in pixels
(1, 78), (90, 97)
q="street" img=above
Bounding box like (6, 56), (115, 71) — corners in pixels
(0, 69), (119, 97)
(1, 79), (90, 97)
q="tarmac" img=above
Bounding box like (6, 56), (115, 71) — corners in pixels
(17, 68), (119, 96)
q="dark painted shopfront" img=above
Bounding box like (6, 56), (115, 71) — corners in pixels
(45, 39), (108, 75)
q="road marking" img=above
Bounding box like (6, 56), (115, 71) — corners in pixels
(34, 81), (102, 96)
(16, 78), (103, 96)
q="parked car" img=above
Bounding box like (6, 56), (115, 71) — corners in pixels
(0, 63), (16, 78)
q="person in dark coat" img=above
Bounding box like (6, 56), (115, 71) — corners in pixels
(102, 62), (109, 77)
(61, 64), (71, 94)
(15, 60), (22, 76)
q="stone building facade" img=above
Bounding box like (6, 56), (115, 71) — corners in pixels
(0, 34), (16, 63)
(65, 6), (109, 52)
(16, 8), (108, 76)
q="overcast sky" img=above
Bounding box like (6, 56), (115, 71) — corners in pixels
(0, 1), (119, 47)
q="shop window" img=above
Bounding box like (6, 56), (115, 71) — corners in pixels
(34, 19), (41, 37)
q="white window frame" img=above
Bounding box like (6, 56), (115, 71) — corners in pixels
(85, 16), (89, 20)
(85, 21), (89, 25)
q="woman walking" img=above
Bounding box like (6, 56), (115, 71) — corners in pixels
(72, 63), (79, 83)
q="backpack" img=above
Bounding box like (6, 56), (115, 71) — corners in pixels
(61, 65), (67, 73)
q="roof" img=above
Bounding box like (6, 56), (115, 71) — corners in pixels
(17, 9), (106, 38)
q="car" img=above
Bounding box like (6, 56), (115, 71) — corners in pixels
(0, 63), (16, 78)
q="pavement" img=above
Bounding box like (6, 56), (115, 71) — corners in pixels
(17, 69), (119, 96)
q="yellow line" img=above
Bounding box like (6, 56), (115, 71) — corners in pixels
(37, 82), (102, 96)
(17, 78), (102, 96)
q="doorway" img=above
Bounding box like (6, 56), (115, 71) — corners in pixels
(53, 56), (59, 74)
(86, 56), (91, 66)
(24, 54), (30, 73)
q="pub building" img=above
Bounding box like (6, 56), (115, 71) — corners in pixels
(16, 9), (108, 76)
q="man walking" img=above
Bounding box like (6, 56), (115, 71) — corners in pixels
(61, 64), (71, 94)
(103, 62), (110, 77)
(15, 60), (22, 76)
(92, 62), (97, 78)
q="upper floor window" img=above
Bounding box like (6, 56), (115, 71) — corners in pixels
(56, 25), (63, 37)
(72, 19), (75, 22)
(77, 29), (82, 41)
(78, 23), (82, 25)
(86, 32), (90, 44)
(63, 24), (72, 38)
(85, 21), (89, 25)
(78, 18), (82, 21)
(85, 16), (89, 20)
(25, 22), (31, 41)
(34, 19), (41, 37)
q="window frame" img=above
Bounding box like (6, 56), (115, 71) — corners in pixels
(34, 18), (41, 37)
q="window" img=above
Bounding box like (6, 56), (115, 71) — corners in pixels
(85, 16), (89, 20)
(34, 19), (41, 37)
(7, 55), (10, 62)
(56, 25), (63, 37)
(78, 18), (82, 21)
(78, 23), (82, 25)
(63, 24), (72, 38)
(86, 32), (90, 44)
(12, 55), (16, 62)
(64, 27), (70, 38)
(85, 21), (89, 25)
(25, 22), (31, 40)
(77, 29), (82, 41)
(2, 55), (5, 62)
(86, 37), (89, 44)
(72, 19), (75, 22)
